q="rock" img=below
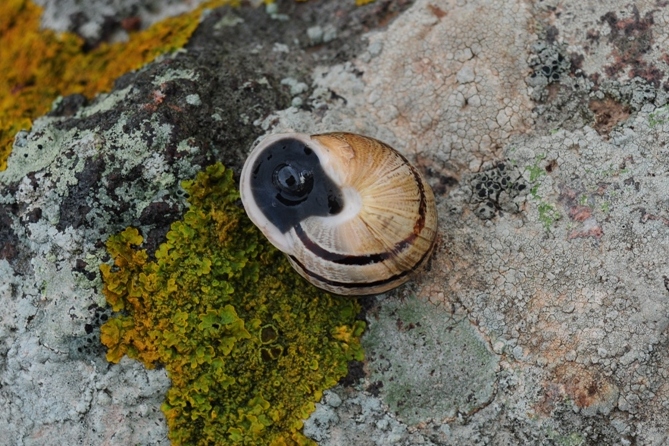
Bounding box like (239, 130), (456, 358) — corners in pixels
(0, 0), (401, 443)
(4, 0), (669, 445)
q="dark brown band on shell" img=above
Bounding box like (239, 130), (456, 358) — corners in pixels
(294, 224), (388, 265)
(241, 131), (438, 296)
(405, 157), (428, 237)
(288, 233), (435, 292)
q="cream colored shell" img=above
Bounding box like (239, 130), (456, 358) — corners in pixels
(240, 132), (438, 295)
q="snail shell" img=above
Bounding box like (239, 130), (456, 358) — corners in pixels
(239, 132), (438, 295)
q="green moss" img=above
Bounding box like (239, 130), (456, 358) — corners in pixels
(547, 430), (586, 446)
(523, 154), (561, 232)
(100, 163), (364, 445)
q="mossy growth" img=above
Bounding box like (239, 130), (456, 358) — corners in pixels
(0, 0), (234, 172)
(100, 163), (365, 445)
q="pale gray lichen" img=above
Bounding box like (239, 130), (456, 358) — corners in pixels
(358, 0), (536, 171)
(272, 0), (537, 173)
(281, 0), (669, 444)
(34, 0), (210, 44)
(597, 77), (669, 112)
(304, 388), (438, 446)
(363, 295), (499, 425)
(0, 95), (179, 444)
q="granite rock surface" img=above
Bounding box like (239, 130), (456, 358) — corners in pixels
(2, 0), (669, 445)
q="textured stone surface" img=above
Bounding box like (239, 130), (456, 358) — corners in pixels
(363, 295), (498, 425)
(4, 0), (669, 444)
(359, 0), (536, 172)
(541, 0), (669, 89)
(270, 0), (536, 174)
(276, 0), (669, 444)
(0, 1), (400, 443)
(33, 0), (212, 45)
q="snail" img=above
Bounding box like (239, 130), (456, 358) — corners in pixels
(239, 132), (438, 295)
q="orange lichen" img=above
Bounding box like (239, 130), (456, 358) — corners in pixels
(0, 0), (235, 171)
(100, 163), (365, 445)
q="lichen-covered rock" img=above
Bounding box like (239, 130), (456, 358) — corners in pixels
(5, 0), (669, 444)
(0, 1), (396, 443)
(0, 53), (280, 443)
(99, 164), (364, 444)
(359, 0), (536, 171)
(405, 108), (669, 446)
(542, 1), (669, 89)
(271, 0), (538, 186)
(363, 295), (499, 425)
(0, 0), (236, 172)
(34, 0), (212, 45)
(266, 0), (669, 444)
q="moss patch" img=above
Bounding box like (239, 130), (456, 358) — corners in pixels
(100, 163), (364, 445)
(0, 0), (233, 172)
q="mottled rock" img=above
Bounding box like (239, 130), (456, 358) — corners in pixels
(363, 295), (499, 424)
(5, 0), (669, 444)
(272, 0), (669, 444)
(0, 0), (401, 443)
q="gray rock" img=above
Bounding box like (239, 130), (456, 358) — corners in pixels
(0, 1), (395, 443)
(34, 0), (212, 45)
(5, 0), (669, 445)
(364, 295), (499, 425)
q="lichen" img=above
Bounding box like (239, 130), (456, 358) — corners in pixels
(100, 163), (364, 445)
(362, 294), (499, 425)
(0, 0), (234, 172)
(468, 162), (528, 220)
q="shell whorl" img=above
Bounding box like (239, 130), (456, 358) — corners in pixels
(240, 132), (438, 295)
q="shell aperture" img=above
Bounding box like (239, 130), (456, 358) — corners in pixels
(240, 132), (438, 296)
(248, 136), (344, 233)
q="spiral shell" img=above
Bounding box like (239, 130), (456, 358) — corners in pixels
(239, 132), (438, 295)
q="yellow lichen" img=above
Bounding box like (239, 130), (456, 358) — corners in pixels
(100, 163), (365, 445)
(0, 0), (235, 171)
